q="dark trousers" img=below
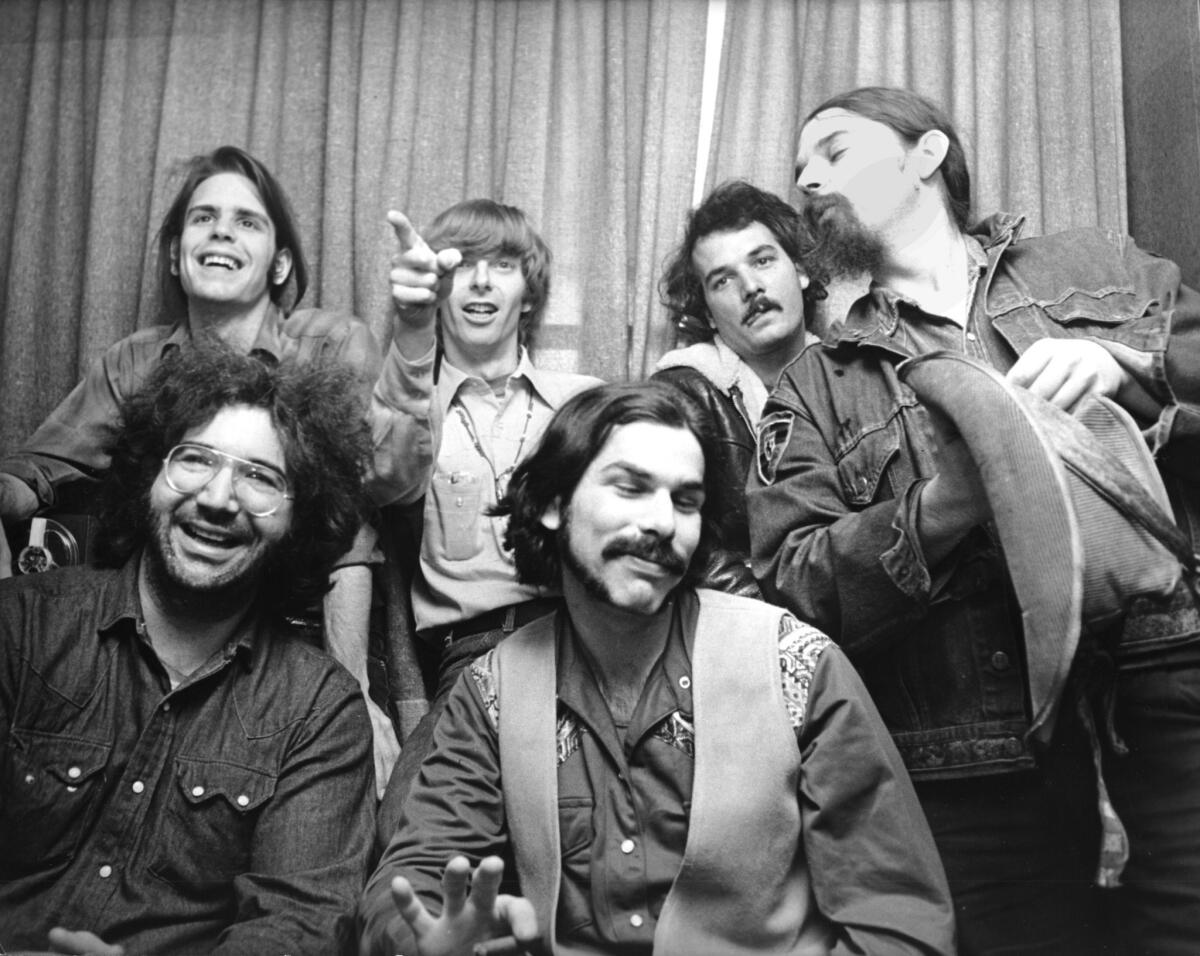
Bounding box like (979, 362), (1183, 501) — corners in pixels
(916, 745), (1104, 955)
(1102, 657), (1200, 955)
(374, 627), (506, 853)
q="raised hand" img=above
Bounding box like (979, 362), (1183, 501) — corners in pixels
(387, 210), (463, 321)
(388, 855), (539, 956)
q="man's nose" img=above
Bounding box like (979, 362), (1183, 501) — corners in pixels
(194, 461), (240, 513)
(470, 260), (492, 291)
(736, 267), (764, 301)
(210, 212), (235, 239)
(638, 488), (677, 539)
(795, 159), (825, 195)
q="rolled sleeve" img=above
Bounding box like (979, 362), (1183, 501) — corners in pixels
(799, 645), (956, 955)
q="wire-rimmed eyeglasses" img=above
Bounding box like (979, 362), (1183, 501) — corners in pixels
(162, 443), (293, 517)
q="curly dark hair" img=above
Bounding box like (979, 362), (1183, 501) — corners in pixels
(492, 381), (726, 591)
(156, 145), (309, 320)
(95, 340), (370, 618)
(659, 179), (828, 343)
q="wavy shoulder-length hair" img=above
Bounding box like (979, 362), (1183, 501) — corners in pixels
(96, 340), (370, 618)
(156, 145), (309, 320)
(492, 380), (726, 590)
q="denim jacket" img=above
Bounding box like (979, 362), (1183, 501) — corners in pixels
(0, 558), (375, 955)
(747, 214), (1200, 778)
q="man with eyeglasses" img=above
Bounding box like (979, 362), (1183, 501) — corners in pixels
(0, 344), (375, 956)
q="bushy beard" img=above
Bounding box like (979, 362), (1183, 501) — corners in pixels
(803, 193), (888, 278)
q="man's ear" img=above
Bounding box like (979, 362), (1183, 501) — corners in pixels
(911, 129), (950, 182)
(541, 498), (562, 531)
(272, 249), (294, 286)
(169, 237), (180, 276)
(795, 266), (810, 290)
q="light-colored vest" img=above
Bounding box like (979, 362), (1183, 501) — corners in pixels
(496, 588), (835, 956)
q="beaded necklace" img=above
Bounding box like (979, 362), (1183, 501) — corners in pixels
(451, 384), (535, 500)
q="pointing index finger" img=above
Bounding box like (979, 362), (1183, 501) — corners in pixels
(387, 209), (426, 255)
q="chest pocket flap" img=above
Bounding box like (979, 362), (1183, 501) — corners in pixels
(13, 728), (111, 787)
(175, 757), (276, 813)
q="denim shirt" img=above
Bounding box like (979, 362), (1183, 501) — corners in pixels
(0, 558), (375, 955)
(748, 214), (1200, 778)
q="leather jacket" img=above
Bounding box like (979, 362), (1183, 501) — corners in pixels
(653, 360), (760, 598)
(748, 214), (1200, 779)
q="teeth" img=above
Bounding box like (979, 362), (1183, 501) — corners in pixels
(463, 304), (497, 314)
(201, 254), (240, 270)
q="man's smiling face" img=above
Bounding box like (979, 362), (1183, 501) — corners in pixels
(146, 404), (292, 597)
(174, 171), (290, 314)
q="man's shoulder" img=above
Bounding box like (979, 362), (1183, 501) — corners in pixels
(97, 324), (177, 364)
(0, 563), (121, 603)
(256, 624), (365, 703)
(526, 365), (602, 408)
(280, 306), (372, 342)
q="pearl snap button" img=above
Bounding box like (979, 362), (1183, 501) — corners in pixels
(191, 785), (205, 797)
(620, 839), (635, 854)
(237, 794), (250, 807)
(629, 914), (644, 928)
(99, 865), (112, 878)
(132, 781), (145, 794)
(67, 766), (81, 779)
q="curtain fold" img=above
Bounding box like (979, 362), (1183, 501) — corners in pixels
(0, 0), (1127, 456)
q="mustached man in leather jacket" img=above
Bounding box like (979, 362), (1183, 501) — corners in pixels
(752, 85), (1200, 956)
(654, 181), (827, 596)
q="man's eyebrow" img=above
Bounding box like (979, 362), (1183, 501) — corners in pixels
(191, 441), (286, 475)
(602, 460), (704, 493)
(185, 203), (269, 223)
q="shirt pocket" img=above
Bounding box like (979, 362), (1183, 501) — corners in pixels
(430, 469), (484, 561)
(835, 421), (902, 506)
(148, 756), (277, 893)
(556, 795), (596, 935)
(0, 729), (111, 875)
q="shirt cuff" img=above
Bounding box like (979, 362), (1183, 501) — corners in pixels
(881, 479), (934, 601)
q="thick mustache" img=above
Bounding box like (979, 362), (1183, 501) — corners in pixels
(744, 293), (780, 323)
(602, 536), (687, 575)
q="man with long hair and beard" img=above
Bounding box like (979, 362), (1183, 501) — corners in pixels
(750, 85), (1200, 955)
(0, 344), (375, 955)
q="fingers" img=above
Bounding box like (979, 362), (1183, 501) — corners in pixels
(496, 893), (541, 943)
(387, 209), (460, 314)
(466, 855), (505, 915)
(439, 854), (474, 918)
(1006, 338), (1122, 412)
(48, 927), (126, 955)
(389, 875), (436, 939)
(387, 209), (422, 252)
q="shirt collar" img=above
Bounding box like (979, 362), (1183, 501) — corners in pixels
(555, 592), (695, 729)
(157, 302), (287, 365)
(436, 346), (554, 413)
(97, 551), (258, 667)
(830, 233), (992, 350)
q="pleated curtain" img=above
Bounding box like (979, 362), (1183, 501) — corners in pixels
(0, 0), (1125, 454)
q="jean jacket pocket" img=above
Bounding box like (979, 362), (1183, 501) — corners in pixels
(1, 729), (111, 873)
(148, 756), (277, 892)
